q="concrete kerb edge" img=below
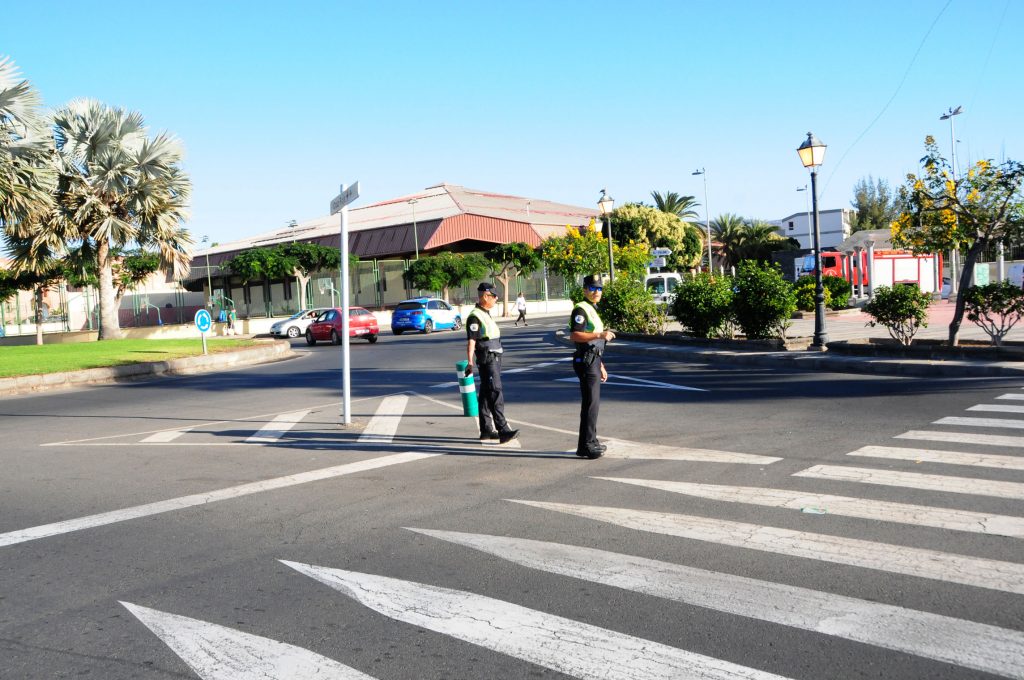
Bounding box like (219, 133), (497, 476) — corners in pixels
(552, 330), (1024, 378)
(0, 341), (294, 397)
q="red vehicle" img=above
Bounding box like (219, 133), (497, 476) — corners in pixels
(305, 307), (379, 345)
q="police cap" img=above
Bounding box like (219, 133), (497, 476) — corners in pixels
(477, 282), (497, 295)
(582, 274), (607, 288)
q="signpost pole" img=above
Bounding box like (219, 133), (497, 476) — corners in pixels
(331, 181), (360, 426)
(340, 184), (351, 425)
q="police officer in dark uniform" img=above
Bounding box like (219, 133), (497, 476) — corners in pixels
(466, 282), (519, 444)
(570, 274), (616, 458)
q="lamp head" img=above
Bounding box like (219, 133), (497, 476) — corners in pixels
(597, 188), (614, 215)
(797, 132), (827, 168)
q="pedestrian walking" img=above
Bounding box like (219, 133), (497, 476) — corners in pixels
(570, 274), (615, 459)
(514, 292), (528, 326)
(466, 282), (519, 444)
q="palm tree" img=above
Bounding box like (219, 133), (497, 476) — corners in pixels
(0, 56), (54, 232)
(41, 100), (192, 339)
(651, 190), (700, 222)
(711, 213), (747, 270)
(739, 219), (784, 262)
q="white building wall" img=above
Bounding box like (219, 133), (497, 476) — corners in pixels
(773, 209), (855, 250)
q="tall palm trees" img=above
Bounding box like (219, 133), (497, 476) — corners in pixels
(711, 215), (785, 270)
(0, 57), (54, 234)
(48, 100), (192, 339)
(650, 191), (700, 222)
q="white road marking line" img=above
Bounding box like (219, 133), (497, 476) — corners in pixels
(357, 395), (408, 443)
(595, 477), (1024, 538)
(122, 602), (374, 679)
(935, 416), (1024, 430)
(0, 453), (436, 549)
(794, 464), (1024, 500)
(554, 376), (706, 391)
(598, 439), (780, 464)
(429, 381), (458, 389)
(849, 444), (1024, 471)
(409, 529), (1024, 678)
(503, 367), (531, 374)
(897, 430), (1024, 448)
(511, 500), (1024, 594)
(969, 404), (1024, 414)
(282, 562), (794, 680)
(140, 429), (192, 443)
(40, 394), (387, 447)
(245, 410), (311, 443)
(996, 394), (1024, 400)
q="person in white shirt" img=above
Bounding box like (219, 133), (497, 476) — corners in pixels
(514, 292), (528, 326)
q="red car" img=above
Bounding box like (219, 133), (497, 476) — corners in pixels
(305, 307), (379, 345)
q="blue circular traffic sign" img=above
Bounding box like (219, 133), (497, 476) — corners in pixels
(194, 309), (213, 333)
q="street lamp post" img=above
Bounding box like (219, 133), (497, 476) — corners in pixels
(796, 185), (812, 253)
(797, 132), (828, 349)
(940, 106), (963, 296)
(692, 169), (712, 272)
(598, 189), (615, 281)
(201, 235), (213, 307)
(408, 198), (420, 259)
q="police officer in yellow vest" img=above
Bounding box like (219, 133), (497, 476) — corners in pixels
(570, 274), (616, 458)
(466, 282), (519, 444)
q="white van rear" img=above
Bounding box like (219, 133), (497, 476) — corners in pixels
(645, 273), (682, 305)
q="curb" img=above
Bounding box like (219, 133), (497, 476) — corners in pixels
(553, 330), (1024, 379)
(0, 340), (295, 398)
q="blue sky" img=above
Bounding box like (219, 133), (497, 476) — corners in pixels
(2, 0), (1020, 245)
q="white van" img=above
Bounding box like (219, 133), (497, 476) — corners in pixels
(645, 272), (682, 305)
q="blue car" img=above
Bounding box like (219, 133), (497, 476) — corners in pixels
(390, 297), (463, 334)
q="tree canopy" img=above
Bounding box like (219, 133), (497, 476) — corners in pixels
(851, 176), (898, 233)
(609, 203), (703, 270)
(892, 136), (1024, 345)
(404, 251), (489, 302)
(485, 242), (541, 316)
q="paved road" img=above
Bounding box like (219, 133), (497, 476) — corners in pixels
(1, 321), (1022, 679)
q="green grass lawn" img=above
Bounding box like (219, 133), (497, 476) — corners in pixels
(0, 338), (259, 378)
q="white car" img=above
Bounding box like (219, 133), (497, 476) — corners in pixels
(645, 273), (681, 305)
(269, 308), (330, 338)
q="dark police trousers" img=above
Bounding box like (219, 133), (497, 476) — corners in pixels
(573, 352), (602, 452)
(477, 352), (508, 434)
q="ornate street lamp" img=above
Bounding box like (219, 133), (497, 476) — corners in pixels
(692, 168), (712, 271)
(598, 189), (615, 281)
(797, 132), (828, 348)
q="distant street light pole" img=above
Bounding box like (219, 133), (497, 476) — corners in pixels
(692, 168), (712, 272)
(598, 189), (615, 282)
(797, 132), (829, 349)
(796, 185), (812, 253)
(201, 235), (213, 306)
(408, 198), (420, 259)
(940, 106), (963, 296)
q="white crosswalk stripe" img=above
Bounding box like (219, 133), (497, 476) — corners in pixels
(357, 395), (408, 443)
(245, 410), (311, 443)
(996, 393), (1024, 400)
(597, 439), (781, 464)
(510, 500), (1024, 594)
(122, 602), (375, 679)
(408, 528), (1024, 678)
(140, 428), (192, 443)
(847, 444), (1024, 470)
(593, 477), (1024, 538)
(969, 403), (1024, 414)
(281, 561), (795, 680)
(935, 416), (1024, 430)
(897, 429), (1024, 447)
(794, 464), (1024, 500)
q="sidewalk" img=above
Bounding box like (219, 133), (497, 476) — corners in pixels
(539, 301), (1024, 379)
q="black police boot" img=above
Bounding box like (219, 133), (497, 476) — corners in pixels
(480, 430), (500, 441)
(498, 429), (520, 444)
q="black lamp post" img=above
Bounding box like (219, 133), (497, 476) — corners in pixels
(598, 189), (615, 281)
(797, 132), (828, 348)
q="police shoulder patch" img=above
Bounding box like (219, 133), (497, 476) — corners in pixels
(469, 323), (480, 332)
(574, 314), (585, 324)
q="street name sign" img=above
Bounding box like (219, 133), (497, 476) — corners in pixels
(651, 247), (673, 257)
(330, 181), (361, 215)
(649, 257), (667, 268)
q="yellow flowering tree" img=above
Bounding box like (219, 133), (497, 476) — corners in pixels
(892, 137), (1024, 345)
(539, 223), (609, 283)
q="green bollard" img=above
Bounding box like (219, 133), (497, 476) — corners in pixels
(455, 360), (479, 417)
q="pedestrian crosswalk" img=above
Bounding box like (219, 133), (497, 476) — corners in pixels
(114, 387), (1024, 679)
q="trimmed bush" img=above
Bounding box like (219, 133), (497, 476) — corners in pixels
(864, 284), (931, 345)
(670, 273), (734, 338)
(822, 275), (852, 309)
(599, 276), (666, 334)
(794, 276), (832, 312)
(732, 261), (797, 339)
(963, 280), (1024, 346)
